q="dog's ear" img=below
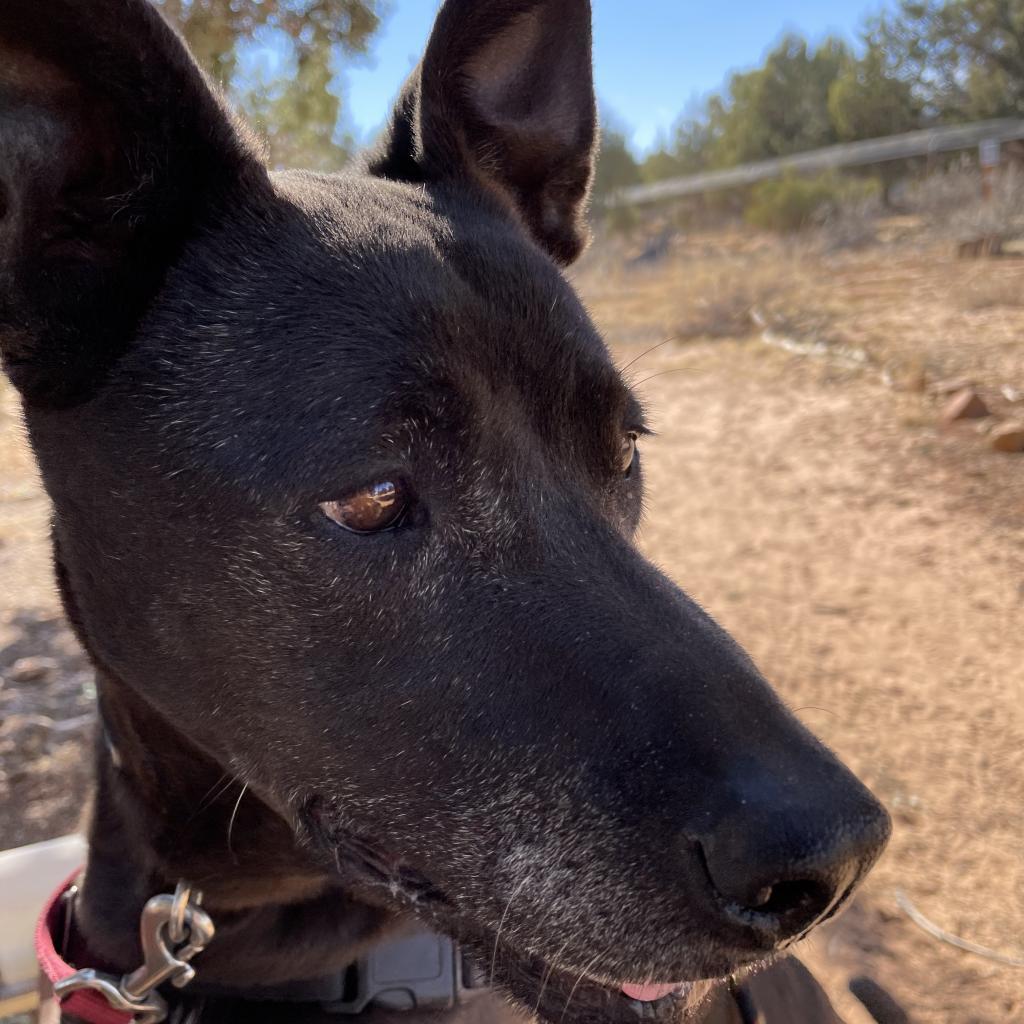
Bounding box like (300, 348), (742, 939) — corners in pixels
(368, 0), (597, 265)
(0, 0), (263, 406)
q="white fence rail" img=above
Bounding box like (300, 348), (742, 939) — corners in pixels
(614, 118), (1024, 206)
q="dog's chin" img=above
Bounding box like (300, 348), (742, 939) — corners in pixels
(488, 946), (722, 1024)
(452, 930), (727, 1024)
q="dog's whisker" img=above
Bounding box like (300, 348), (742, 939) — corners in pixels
(209, 775), (243, 812)
(558, 949), (605, 1024)
(188, 772), (235, 822)
(226, 781), (250, 864)
(532, 964), (556, 1022)
(792, 705), (839, 718)
(489, 877), (529, 986)
(532, 939), (570, 1018)
(619, 334), (678, 374)
(633, 367), (693, 387)
(195, 772), (230, 807)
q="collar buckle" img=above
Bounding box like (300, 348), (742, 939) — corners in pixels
(53, 882), (215, 1024)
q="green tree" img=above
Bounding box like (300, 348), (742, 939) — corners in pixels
(873, 0), (1024, 120)
(674, 115), (721, 172)
(638, 101), (722, 183)
(592, 126), (643, 199)
(828, 42), (921, 140)
(641, 147), (685, 183)
(153, 0), (385, 170)
(710, 35), (850, 166)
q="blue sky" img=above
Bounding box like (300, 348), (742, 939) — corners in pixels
(343, 1), (891, 154)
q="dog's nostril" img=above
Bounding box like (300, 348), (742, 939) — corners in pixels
(745, 878), (832, 920)
(696, 836), (840, 936)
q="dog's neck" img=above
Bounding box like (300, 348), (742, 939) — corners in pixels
(76, 671), (404, 990)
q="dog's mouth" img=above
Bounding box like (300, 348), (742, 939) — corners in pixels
(479, 937), (727, 1024)
(537, 972), (721, 1024)
(621, 981), (702, 1003)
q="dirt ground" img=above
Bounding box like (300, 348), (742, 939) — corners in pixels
(2, 225), (1023, 1023)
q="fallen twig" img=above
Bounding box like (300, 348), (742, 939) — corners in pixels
(750, 307), (870, 368)
(895, 889), (1024, 968)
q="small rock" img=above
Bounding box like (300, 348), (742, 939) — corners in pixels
(1003, 385), (1023, 403)
(941, 387), (990, 424)
(8, 656), (58, 683)
(0, 713), (56, 755)
(991, 421), (1024, 453)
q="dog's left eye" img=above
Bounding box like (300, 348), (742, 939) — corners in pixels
(619, 432), (639, 476)
(320, 481), (407, 534)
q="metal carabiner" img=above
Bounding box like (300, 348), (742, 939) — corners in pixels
(168, 881), (192, 946)
(53, 882), (215, 1024)
(122, 890), (215, 1000)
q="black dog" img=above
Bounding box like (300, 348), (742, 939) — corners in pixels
(0, 1), (890, 1022)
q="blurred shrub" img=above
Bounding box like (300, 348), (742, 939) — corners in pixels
(592, 124), (643, 201)
(816, 188), (885, 250)
(745, 173), (880, 233)
(675, 268), (770, 339)
(603, 202), (642, 237)
(906, 165), (1024, 242)
(905, 161), (982, 218)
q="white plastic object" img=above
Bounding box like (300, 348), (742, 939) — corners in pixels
(0, 833), (86, 1011)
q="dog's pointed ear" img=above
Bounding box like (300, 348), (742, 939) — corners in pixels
(367, 0), (597, 265)
(0, 0), (264, 406)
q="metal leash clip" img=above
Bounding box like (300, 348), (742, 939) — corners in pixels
(54, 881), (215, 1024)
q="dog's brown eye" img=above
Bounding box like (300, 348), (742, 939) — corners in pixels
(619, 432), (638, 476)
(320, 481), (407, 534)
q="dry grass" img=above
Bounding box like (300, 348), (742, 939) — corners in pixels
(578, 231), (843, 347)
(955, 265), (1024, 310)
(579, 222), (1024, 402)
(814, 193), (883, 252)
(907, 165), (1024, 244)
(673, 262), (782, 339)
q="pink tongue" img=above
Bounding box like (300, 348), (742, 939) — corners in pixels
(621, 982), (684, 1003)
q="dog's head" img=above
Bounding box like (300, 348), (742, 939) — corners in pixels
(0, 1), (889, 1021)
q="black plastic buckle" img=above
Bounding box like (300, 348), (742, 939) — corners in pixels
(323, 928), (484, 1014)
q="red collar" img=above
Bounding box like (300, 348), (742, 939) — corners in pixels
(35, 870), (134, 1024)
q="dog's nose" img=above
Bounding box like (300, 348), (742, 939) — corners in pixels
(694, 780), (891, 942)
